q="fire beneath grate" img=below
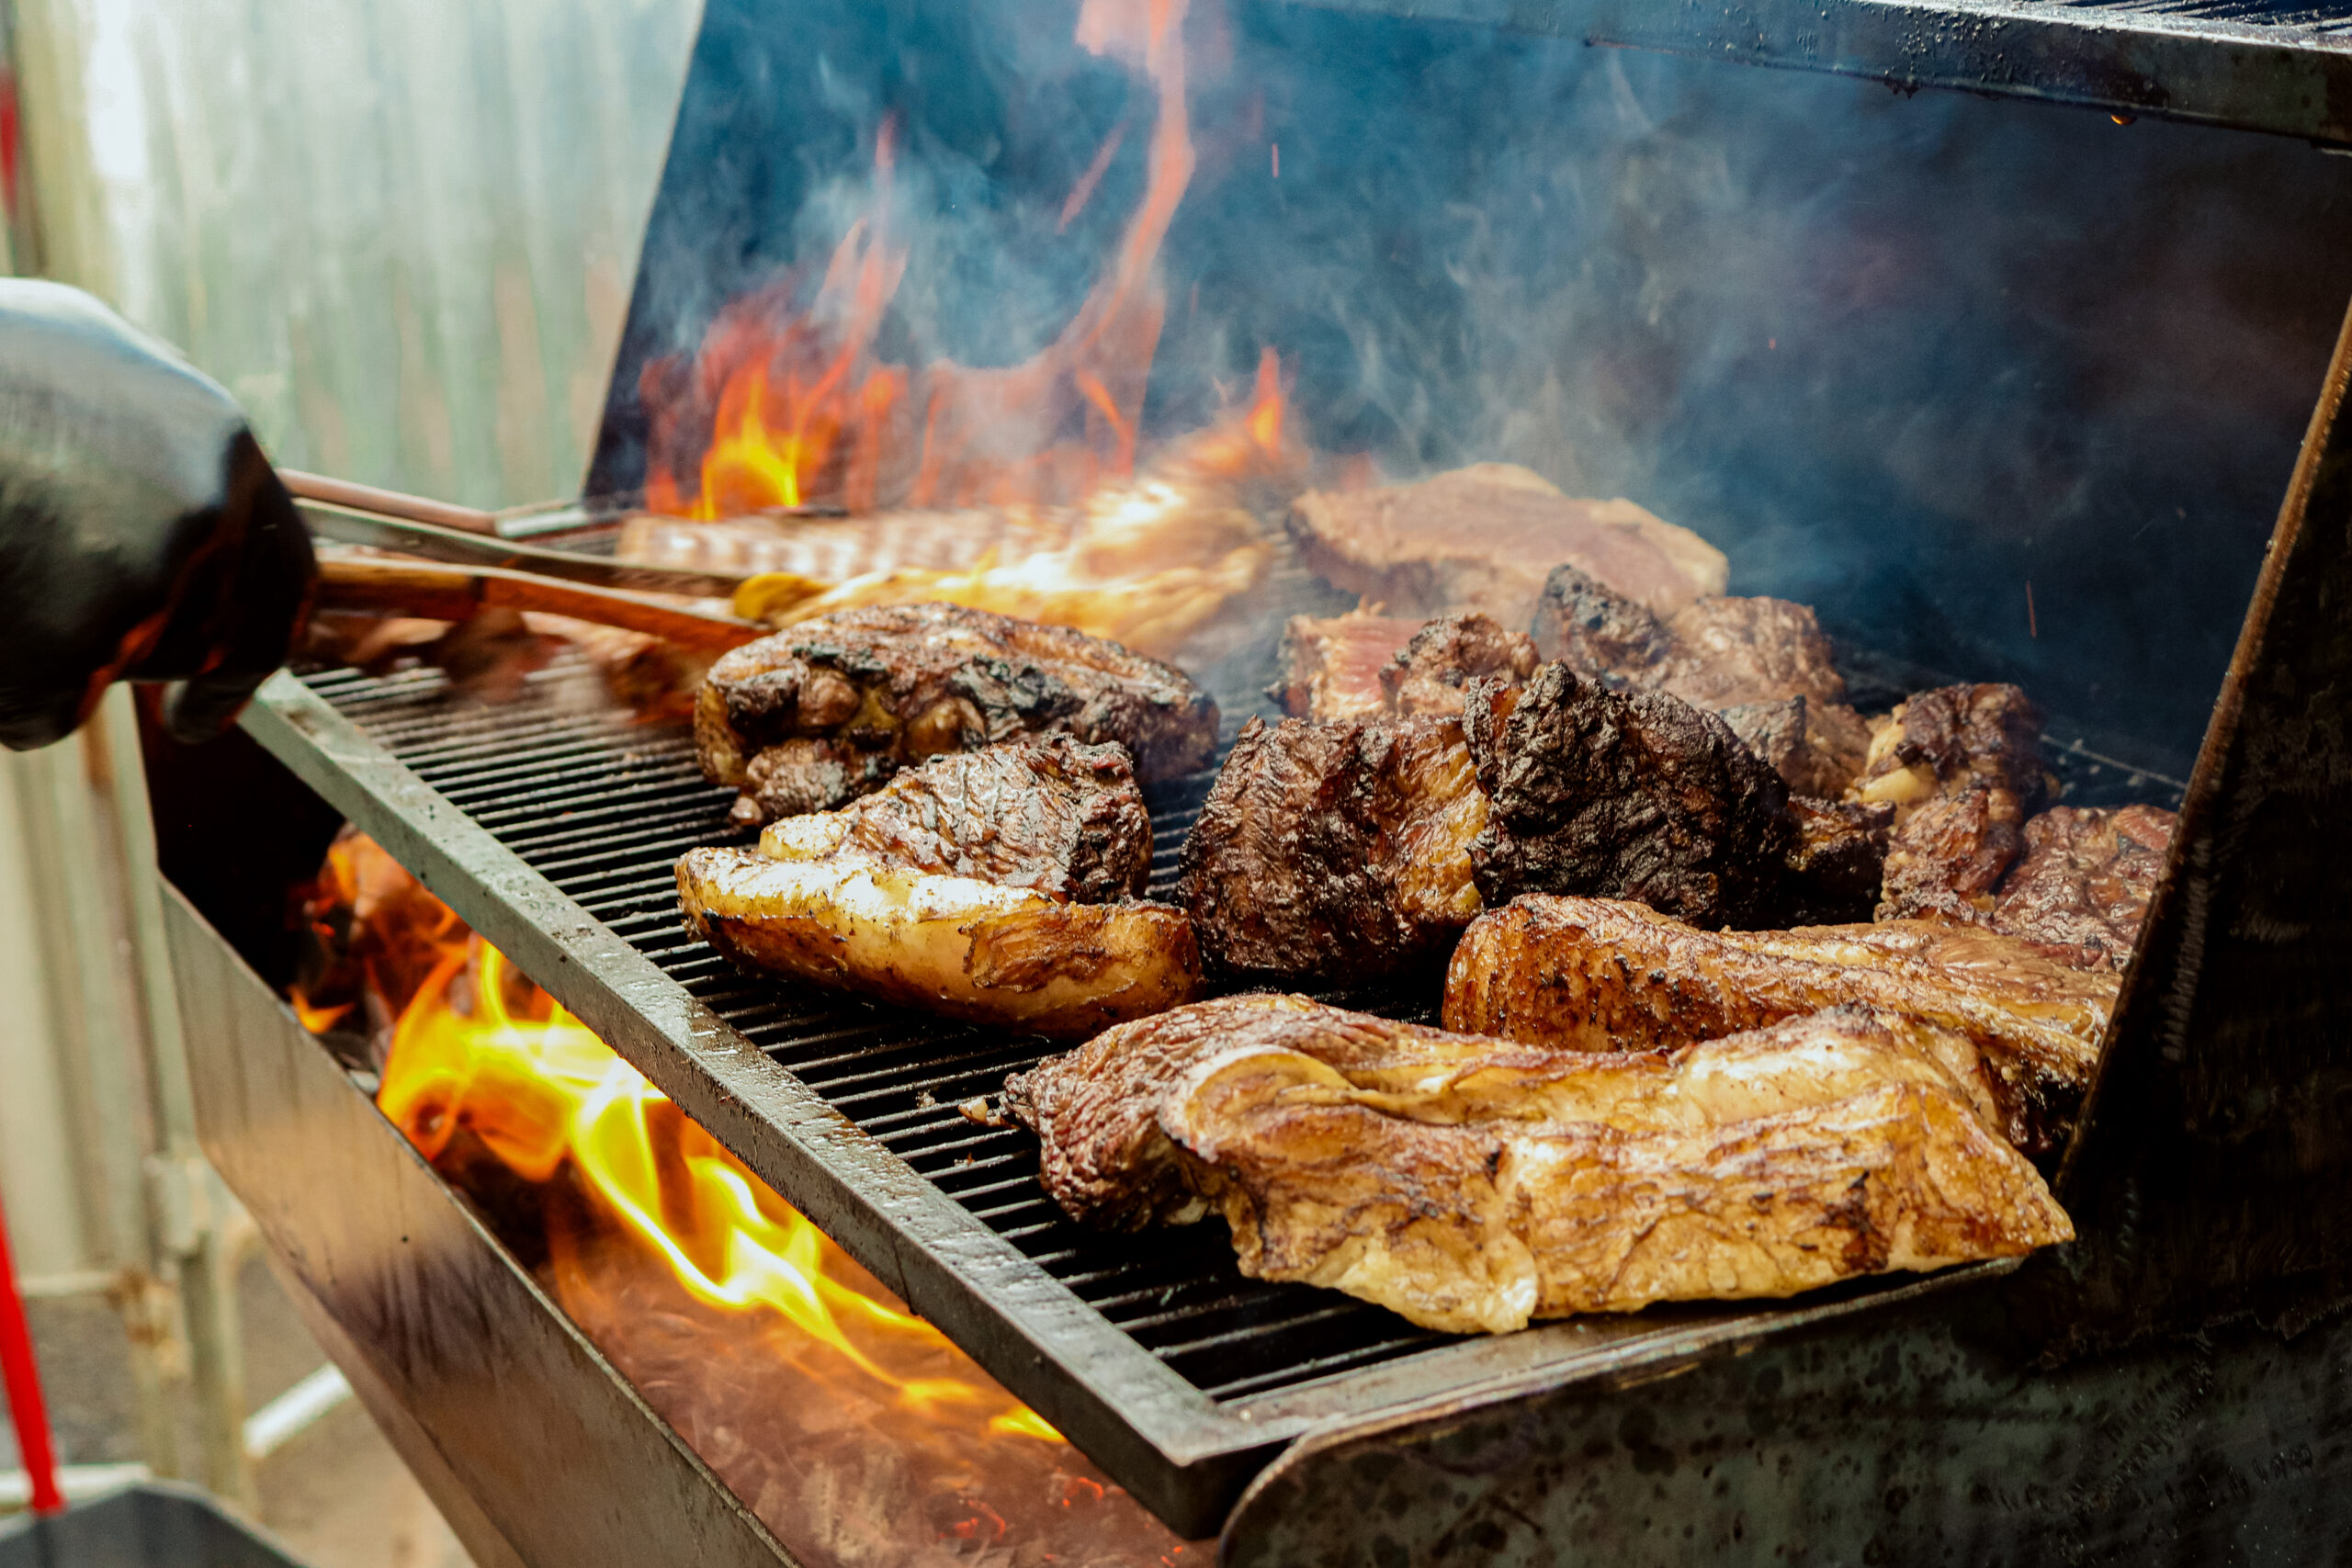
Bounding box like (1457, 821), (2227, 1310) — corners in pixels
(295, 659), (1460, 1403)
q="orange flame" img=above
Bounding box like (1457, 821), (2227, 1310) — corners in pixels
(374, 934), (1065, 1445)
(644, 0), (1209, 516)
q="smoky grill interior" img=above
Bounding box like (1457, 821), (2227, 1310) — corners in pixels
(292, 638), (2183, 1405)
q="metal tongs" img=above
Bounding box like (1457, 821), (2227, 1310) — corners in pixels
(287, 470), (765, 650)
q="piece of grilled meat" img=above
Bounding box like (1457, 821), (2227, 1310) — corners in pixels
(1532, 564), (1871, 796)
(1177, 715), (1487, 982)
(677, 738), (1199, 1038)
(1005, 994), (2070, 1334)
(1985, 804), (2176, 971)
(1267, 610), (1424, 722)
(1270, 610), (1539, 723)
(1857, 684), (2058, 923)
(1443, 894), (2114, 1158)
(695, 603), (1219, 827)
(1380, 613), (1542, 717)
(1464, 666), (1796, 929)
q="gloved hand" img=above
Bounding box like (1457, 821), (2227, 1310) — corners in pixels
(0, 279), (313, 749)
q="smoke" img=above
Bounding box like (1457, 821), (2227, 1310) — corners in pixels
(602, 0), (2352, 768)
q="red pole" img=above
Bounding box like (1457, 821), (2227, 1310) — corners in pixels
(0, 1186), (64, 1515)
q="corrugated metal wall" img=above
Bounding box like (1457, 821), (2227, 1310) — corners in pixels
(54, 0), (699, 507)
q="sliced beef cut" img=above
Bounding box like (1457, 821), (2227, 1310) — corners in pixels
(1442, 893), (2116, 1160)
(695, 602), (1218, 826)
(1267, 610), (1422, 722)
(1463, 665), (1793, 929)
(1287, 463), (1726, 631)
(1176, 714), (1487, 982)
(1986, 804), (2177, 972)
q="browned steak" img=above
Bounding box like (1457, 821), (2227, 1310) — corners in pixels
(695, 602), (1218, 825)
(1287, 464), (1725, 630)
(1780, 795), (1898, 927)
(1986, 804), (2177, 971)
(1177, 714), (1487, 982)
(1463, 665), (1794, 929)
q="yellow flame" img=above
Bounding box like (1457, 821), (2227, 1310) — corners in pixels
(376, 938), (1064, 1443)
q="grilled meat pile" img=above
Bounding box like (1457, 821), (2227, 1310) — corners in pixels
(1177, 713), (1487, 982)
(1442, 894), (2112, 1159)
(1006, 994), (2069, 1333)
(1271, 610), (1538, 723)
(695, 603), (1218, 826)
(678, 737), (1199, 1038)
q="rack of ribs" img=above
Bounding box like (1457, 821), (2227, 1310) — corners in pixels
(1442, 893), (2116, 1158)
(695, 602), (1219, 826)
(1004, 994), (2070, 1334)
(678, 737), (1199, 1038)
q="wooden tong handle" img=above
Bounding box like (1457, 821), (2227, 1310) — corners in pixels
(315, 557), (766, 654)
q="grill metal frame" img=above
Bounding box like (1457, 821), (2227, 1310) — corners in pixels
(238, 667), (2010, 1534)
(1299, 0), (2352, 146)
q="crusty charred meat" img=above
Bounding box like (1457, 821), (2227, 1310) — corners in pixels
(695, 603), (1218, 827)
(1781, 796), (1898, 927)
(1984, 804), (2176, 972)
(1532, 564), (1871, 796)
(1442, 894), (2115, 1158)
(1858, 683), (2058, 922)
(1005, 994), (2071, 1334)
(1464, 666), (1795, 929)
(1379, 613), (1541, 717)
(1177, 715), (1487, 983)
(677, 738), (1199, 1038)
(1267, 610), (1422, 722)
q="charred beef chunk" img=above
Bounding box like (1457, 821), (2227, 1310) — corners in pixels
(1267, 610), (1423, 721)
(1859, 683), (2058, 922)
(695, 602), (1218, 826)
(1378, 613), (1542, 717)
(1463, 665), (1794, 929)
(1984, 804), (2176, 972)
(1780, 795), (1898, 926)
(1443, 894), (2115, 1160)
(1532, 565), (1870, 795)
(1006, 993), (2070, 1334)
(677, 738), (1198, 1039)
(1287, 463), (1726, 630)
(1177, 714), (1487, 982)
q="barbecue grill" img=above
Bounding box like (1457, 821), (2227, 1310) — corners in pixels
(148, 0), (2352, 1559)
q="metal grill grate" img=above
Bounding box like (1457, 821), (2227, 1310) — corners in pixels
(296, 660), (1457, 1401)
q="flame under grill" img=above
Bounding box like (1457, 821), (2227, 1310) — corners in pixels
(299, 660), (1457, 1401)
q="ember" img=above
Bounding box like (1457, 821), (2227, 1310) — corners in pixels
(300, 831), (1190, 1566)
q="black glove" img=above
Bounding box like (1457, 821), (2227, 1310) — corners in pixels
(0, 279), (314, 749)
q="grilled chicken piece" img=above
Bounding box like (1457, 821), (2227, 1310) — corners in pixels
(1005, 994), (2071, 1334)
(1464, 666), (1795, 929)
(1985, 804), (2176, 972)
(1267, 610), (1424, 722)
(695, 602), (1217, 827)
(1288, 464), (1727, 631)
(1532, 564), (1871, 796)
(677, 738), (1199, 1038)
(1178, 714), (1487, 982)
(1442, 894), (2115, 1158)
(1859, 683), (2058, 922)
